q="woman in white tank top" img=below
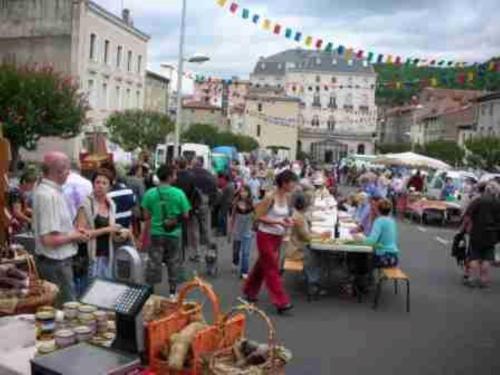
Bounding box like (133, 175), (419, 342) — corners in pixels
(243, 170), (298, 314)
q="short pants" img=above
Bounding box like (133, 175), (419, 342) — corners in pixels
(468, 246), (494, 262)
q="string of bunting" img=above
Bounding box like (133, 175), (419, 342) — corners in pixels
(215, 0), (500, 72)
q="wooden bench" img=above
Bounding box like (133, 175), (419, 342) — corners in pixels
(283, 259), (304, 273)
(373, 267), (410, 312)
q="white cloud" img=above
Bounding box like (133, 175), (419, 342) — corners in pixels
(94, 0), (500, 92)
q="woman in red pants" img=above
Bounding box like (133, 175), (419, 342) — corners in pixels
(243, 170), (298, 314)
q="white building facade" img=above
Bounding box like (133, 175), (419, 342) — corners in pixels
(250, 49), (377, 162)
(0, 0), (149, 161)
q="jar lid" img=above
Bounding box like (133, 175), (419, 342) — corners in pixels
(38, 342), (56, 354)
(73, 326), (92, 334)
(55, 329), (75, 338)
(78, 305), (97, 313)
(63, 301), (80, 309)
(36, 311), (55, 320)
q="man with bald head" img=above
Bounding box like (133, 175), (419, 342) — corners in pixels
(33, 152), (89, 305)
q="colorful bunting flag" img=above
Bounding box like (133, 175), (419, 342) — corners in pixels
(338, 46), (345, 55)
(386, 55), (393, 64)
(488, 61), (496, 71)
(447, 61), (453, 66)
(229, 2), (238, 13)
(430, 60), (436, 66)
(413, 58), (420, 65)
(377, 54), (384, 63)
(430, 77), (438, 87)
(438, 60), (445, 66)
(467, 71), (474, 82)
(395, 56), (401, 65)
(216, 0), (228, 6)
(242, 8), (250, 19)
(285, 28), (293, 38)
(252, 14), (260, 24)
(356, 50), (364, 59)
(345, 48), (353, 60)
(325, 42), (333, 52)
(305, 36), (313, 47)
(294, 32), (302, 42)
(405, 58), (411, 66)
(367, 52), (374, 62)
(316, 39), (323, 49)
(274, 24), (281, 34)
(263, 19), (271, 30)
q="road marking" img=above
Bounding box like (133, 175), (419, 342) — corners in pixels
(435, 236), (450, 245)
(417, 226), (427, 233)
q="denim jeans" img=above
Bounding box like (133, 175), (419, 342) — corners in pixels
(37, 256), (76, 307)
(89, 256), (112, 280)
(304, 245), (321, 286)
(233, 233), (252, 275)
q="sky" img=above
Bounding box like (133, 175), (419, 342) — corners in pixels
(96, 0), (499, 92)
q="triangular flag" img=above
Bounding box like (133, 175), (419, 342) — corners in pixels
(447, 61), (453, 66)
(294, 32), (302, 42)
(395, 56), (401, 65)
(467, 71), (474, 82)
(438, 60), (445, 66)
(216, 0), (228, 7)
(242, 8), (250, 19)
(367, 52), (374, 62)
(285, 28), (293, 38)
(316, 39), (323, 49)
(377, 54), (384, 63)
(413, 58), (420, 65)
(229, 2), (238, 13)
(345, 48), (353, 60)
(405, 58), (411, 66)
(430, 60), (436, 66)
(274, 24), (281, 34)
(305, 36), (313, 47)
(356, 50), (364, 59)
(263, 19), (271, 30)
(488, 61), (496, 71)
(252, 14), (260, 24)
(338, 45), (345, 55)
(325, 42), (333, 52)
(386, 55), (393, 64)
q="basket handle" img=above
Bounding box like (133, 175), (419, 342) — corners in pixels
(218, 299), (276, 352)
(176, 277), (221, 324)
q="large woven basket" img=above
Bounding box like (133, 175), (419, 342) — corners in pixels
(0, 250), (59, 316)
(205, 301), (286, 375)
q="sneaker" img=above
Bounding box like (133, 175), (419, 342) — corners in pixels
(241, 273), (248, 280)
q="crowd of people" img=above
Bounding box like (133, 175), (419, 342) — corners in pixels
(5, 152), (500, 312)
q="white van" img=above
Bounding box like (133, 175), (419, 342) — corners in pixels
(154, 143), (212, 171)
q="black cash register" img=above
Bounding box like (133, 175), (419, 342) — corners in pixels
(81, 278), (152, 353)
(31, 279), (152, 375)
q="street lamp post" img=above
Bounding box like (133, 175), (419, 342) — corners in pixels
(174, 0), (187, 158)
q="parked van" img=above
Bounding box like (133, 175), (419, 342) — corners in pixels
(154, 143), (212, 171)
(426, 170), (477, 202)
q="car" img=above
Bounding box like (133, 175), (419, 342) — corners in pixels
(426, 170), (477, 202)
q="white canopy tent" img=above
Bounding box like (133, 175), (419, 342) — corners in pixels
(373, 152), (451, 170)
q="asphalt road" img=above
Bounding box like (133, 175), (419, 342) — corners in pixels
(158, 215), (500, 374)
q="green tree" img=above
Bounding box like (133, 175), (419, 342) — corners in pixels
(376, 143), (412, 154)
(0, 64), (88, 165)
(465, 137), (500, 171)
(105, 110), (174, 152)
(182, 123), (259, 152)
(419, 140), (465, 167)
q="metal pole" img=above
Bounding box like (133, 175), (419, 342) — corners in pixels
(173, 0), (187, 158)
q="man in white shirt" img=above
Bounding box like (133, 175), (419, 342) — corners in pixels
(33, 152), (89, 306)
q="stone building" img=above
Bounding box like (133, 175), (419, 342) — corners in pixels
(145, 70), (170, 113)
(475, 91), (500, 137)
(250, 48), (377, 161)
(181, 101), (226, 131)
(0, 0), (149, 161)
(244, 92), (300, 160)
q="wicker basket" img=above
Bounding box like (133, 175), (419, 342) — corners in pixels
(0, 250), (59, 316)
(205, 301), (287, 375)
(149, 277), (245, 375)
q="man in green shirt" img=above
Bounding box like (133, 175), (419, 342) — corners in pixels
(142, 164), (191, 296)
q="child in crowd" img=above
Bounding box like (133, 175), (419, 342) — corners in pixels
(230, 185), (254, 279)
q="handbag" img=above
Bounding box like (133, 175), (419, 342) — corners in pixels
(157, 188), (179, 232)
